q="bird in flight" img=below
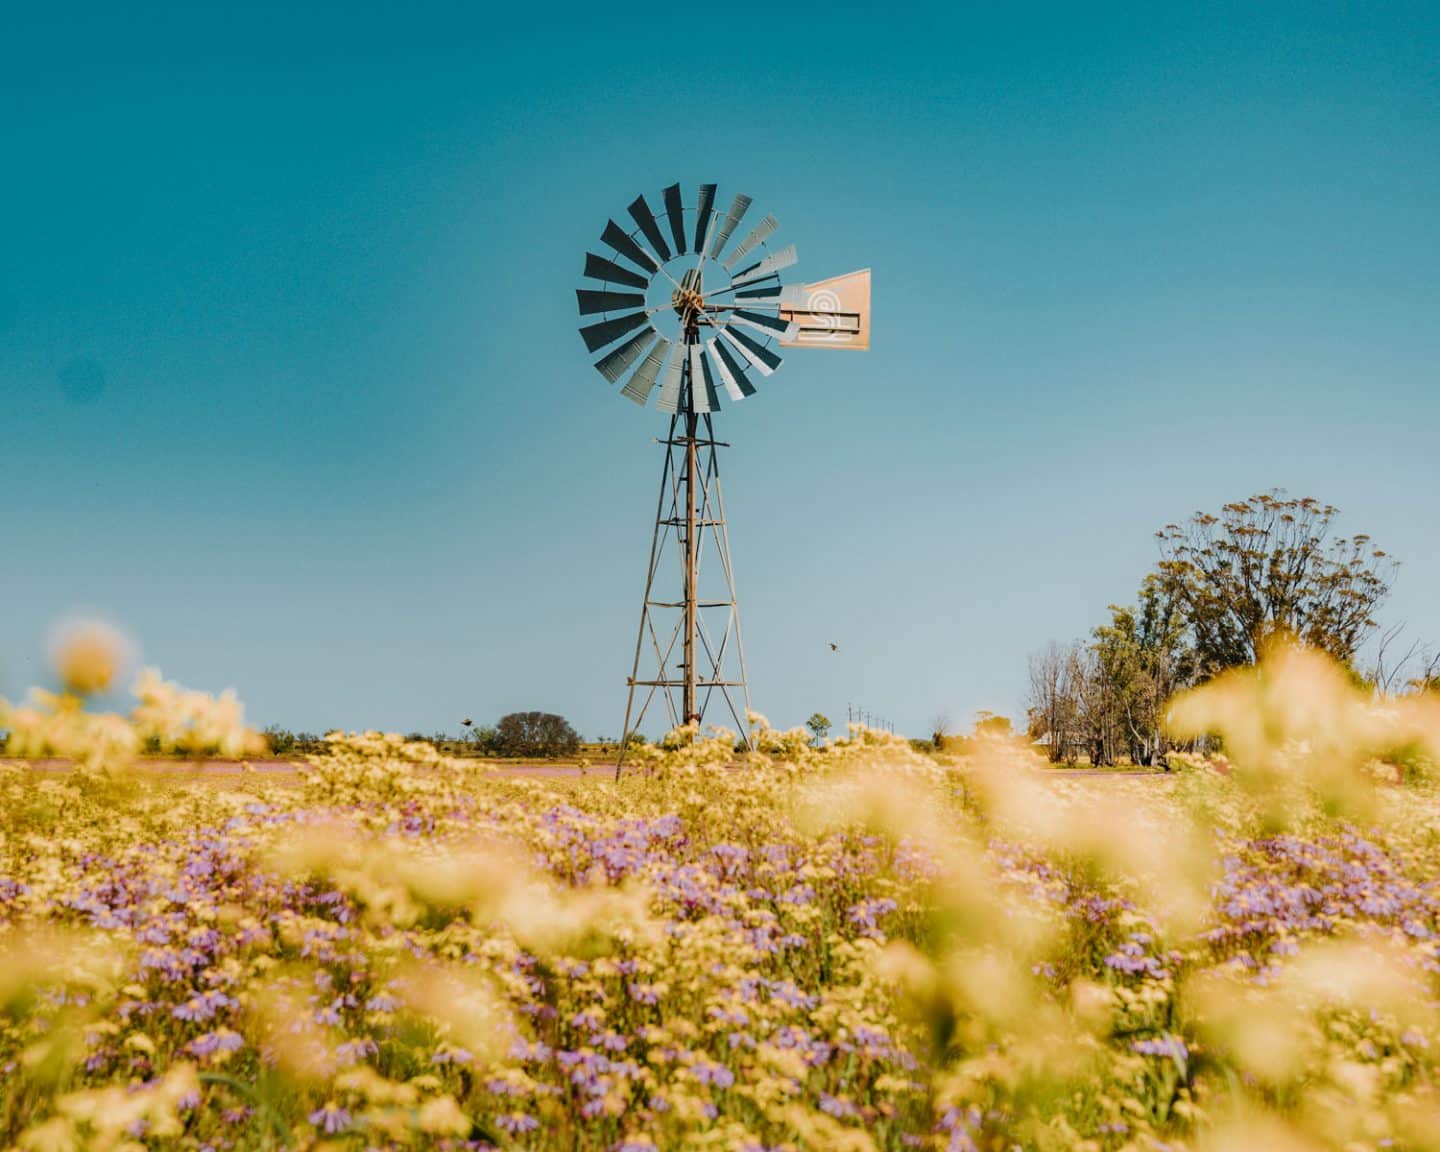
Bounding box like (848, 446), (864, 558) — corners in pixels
(829, 643), (839, 652)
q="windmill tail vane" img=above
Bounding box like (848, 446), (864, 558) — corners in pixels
(575, 182), (869, 770)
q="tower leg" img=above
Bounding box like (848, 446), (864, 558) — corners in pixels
(703, 411), (752, 747)
(683, 409), (699, 727)
(616, 413), (678, 778)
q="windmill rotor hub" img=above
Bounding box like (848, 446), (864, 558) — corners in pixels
(671, 281), (705, 324)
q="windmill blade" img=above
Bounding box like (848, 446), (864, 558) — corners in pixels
(601, 219), (659, 273)
(662, 183), (687, 256)
(655, 341), (685, 412)
(594, 327), (656, 383)
(722, 326), (782, 376)
(733, 283), (805, 305)
(621, 336), (670, 405)
(579, 309), (649, 353)
(584, 252), (649, 290)
(628, 194), (673, 263)
(709, 337), (757, 400)
(730, 276), (779, 299)
(723, 311), (773, 336)
(721, 214), (779, 271)
(693, 183), (717, 254)
(699, 345), (723, 411)
(730, 244), (798, 288)
(728, 313), (797, 342)
(732, 308), (799, 338)
(707, 192), (752, 261)
(576, 288), (646, 315)
(689, 345), (717, 413)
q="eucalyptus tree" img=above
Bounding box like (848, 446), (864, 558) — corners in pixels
(1156, 491), (1395, 675)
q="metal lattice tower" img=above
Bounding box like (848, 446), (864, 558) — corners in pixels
(619, 356), (751, 752)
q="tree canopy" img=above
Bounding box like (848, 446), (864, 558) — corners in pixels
(1156, 491), (1395, 674)
(492, 711), (580, 759)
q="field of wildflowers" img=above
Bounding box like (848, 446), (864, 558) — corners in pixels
(3, 632), (1440, 1151)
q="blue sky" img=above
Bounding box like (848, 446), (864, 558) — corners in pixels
(2, 2), (1437, 739)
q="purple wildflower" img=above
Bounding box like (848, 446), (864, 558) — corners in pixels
(308, 1102), (352, 1134)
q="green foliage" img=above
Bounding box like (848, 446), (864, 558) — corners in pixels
(1156, 491), (1395, 674)
(939, 711), (1018, 756)
(459, 718), (502, 755)
(805, 712), (831, 744)
(493, 711), (580, 758)
(972, 710), (1013, 737)
(263, 730), (329, 756)
(1087, 574), (1198, 765)
(263, 725), (296, 756)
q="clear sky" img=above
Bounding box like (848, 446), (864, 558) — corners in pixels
(3, 2), (1437, 739)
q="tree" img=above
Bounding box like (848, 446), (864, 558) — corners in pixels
(1156, 492), (1395, 675)
(1068, 643), (1119, 767)
(930, 711), (952, 750)
(1090, 574), (1198, 765)
(492, 711), (580, 759)
(805, 713), (832, 745)
(1420, 655), (1440, 695)
(461, 719), (500, 755)
(1027, 642), (1079, 763)
(1367, 625), (1440, 697)
(972, 711), (1014, 738)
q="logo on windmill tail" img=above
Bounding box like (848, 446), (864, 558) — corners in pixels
(780, 268), (871, 351)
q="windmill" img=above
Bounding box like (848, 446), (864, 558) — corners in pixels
(576, 182), (869, 762)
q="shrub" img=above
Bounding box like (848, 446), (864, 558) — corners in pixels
(493, 711), (580, 758)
